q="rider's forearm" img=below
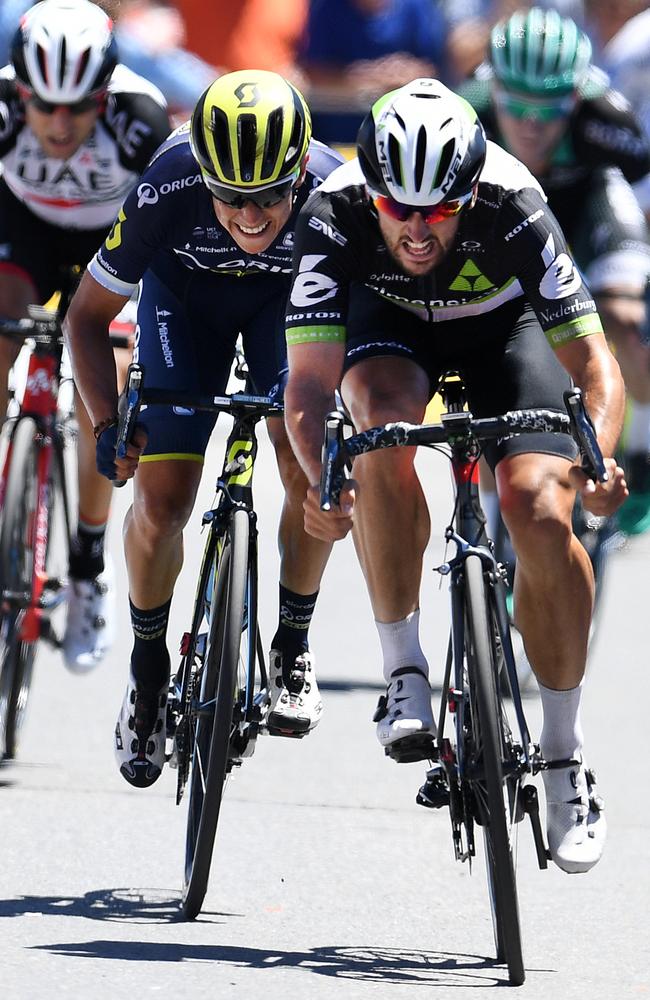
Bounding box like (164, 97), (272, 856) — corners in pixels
(64, 316), (119, 427)
(284, 375), (337, 486)
(559, 335), (626, 458)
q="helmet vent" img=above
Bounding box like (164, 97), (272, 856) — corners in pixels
(58, 36), (68, 87)
(263, 107), (284, 176)
(210, 107), (235, 181)
(434, 138), (455, 191)
(286, 104), (305, 165)
(37, 44), (48, 86)
(388, 132), (403, 187)
(75, 48), (91, 87)
(415, 125), (428, 191)
(238, 114), (257, 182)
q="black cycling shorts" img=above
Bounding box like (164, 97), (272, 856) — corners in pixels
(134, 258), (288, 462)
(342, 286), (578, 469)
(0, 180), (108, 303)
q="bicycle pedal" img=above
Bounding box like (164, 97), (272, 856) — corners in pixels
(384, 733), (436, 763)
(416, 766), (450, 809)
(265, 724), (308, 739)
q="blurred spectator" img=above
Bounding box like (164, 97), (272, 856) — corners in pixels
(297, 0), (448, 144)
(177, 0), (307, 78)
(0, 0), (217, 119)
(583, 0), (650, 216)
(442, 0), (532, 84)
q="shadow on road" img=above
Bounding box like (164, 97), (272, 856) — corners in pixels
(30, 939), (522, 986)
(0, 888), (234, 924)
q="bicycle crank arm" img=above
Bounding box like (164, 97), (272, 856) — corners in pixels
(522, 784), (551, 869)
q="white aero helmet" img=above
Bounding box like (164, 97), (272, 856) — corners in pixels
(11, 0), (117, 103)
(357, 78), (487, 206)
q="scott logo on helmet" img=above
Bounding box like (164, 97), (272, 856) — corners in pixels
(235, 83), (260, 108)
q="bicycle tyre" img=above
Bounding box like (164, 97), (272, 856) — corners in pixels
(182, 507), (249, 919)
(464, 554), (525, 986)
(0, 418), (40, 760)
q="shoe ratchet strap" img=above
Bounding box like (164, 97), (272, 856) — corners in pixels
(373, 665), (428, 723)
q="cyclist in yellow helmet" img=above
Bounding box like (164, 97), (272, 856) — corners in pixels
(65, 70), (344, 787)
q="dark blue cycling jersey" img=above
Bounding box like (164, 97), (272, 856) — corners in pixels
(89, 122), (343, 295)
(88, 122), (343, 462)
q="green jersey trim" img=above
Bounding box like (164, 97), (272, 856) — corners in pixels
(286, 325), (346, 345)
(545, 313), (603, 347)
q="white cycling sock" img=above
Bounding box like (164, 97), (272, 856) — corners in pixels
(539, 680), (586, 804)
(376, 610), (429, 683)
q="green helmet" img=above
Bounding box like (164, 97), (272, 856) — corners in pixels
(490, 7), (592, 97)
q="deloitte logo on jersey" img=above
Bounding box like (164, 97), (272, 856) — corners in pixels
(448, 260), (494, 293)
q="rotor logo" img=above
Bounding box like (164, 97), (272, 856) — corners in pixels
(137, 183), (159, 208)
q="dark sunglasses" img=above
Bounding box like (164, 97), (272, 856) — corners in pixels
(28, 93), (103, 116)
(371, 188), (474, 224)
(203, 175), (296, 209)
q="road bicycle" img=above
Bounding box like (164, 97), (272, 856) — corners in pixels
(116, 361), (283, 920)
(319, 374), (606, 986)
(0, 273), (131, 761)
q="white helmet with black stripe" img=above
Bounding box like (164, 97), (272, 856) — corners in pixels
(11, 0), (117, 104)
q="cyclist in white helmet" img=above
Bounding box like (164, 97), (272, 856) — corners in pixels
(285, 77), (627, 874)
(0, 0), (171, 671)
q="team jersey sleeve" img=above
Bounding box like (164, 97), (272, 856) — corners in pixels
(88, 154), (175, 296)
(286, 190), (355, 347)
(498, 187), (604, 349)
(573, 92), (650, 184)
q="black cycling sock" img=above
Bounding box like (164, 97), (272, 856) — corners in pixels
(129, 597), (172, 690)
(68, 521), (106, 580)
(271, 585), (318, 662)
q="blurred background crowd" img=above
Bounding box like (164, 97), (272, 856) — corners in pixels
(1, 0), (648, 149)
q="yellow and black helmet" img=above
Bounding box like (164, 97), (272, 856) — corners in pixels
(190, 70), (312, 199)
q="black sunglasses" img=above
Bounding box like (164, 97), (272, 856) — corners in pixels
(203, 175), (296, 209)
(28, 94), (102, 116)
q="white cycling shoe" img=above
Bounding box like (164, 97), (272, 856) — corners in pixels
(542, 758), (606, 874)
(267, 649), (322, 736)
(62, 562), (115, 674)
(375, 666), (435, 748)
(114, 672), (168, 788)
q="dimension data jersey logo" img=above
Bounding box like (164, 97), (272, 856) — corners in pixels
(448, 259), (494, 293)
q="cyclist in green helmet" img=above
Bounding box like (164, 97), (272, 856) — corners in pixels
(459, 6), (650, 537)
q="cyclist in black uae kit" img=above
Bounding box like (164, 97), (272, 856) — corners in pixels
(284, 78), (628, 874)
(0, 0), (171, 672)
(64, 71), (343, 787)
(458, 7), (650, 536)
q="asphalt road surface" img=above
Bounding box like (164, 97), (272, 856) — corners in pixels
(1, 419), (648, 999)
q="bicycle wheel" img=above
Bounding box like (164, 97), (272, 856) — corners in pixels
(182, 507), (250, 920)
(0, 418), (40, 759)
(464, 554), (525, 986)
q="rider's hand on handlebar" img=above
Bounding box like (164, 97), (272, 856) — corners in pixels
(304, 481), (356, 541)
(96, 422), (147, 481)
(568, 457), (628, 517)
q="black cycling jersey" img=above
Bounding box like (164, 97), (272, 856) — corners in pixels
(458, 67), (650, 194)
(286, 142), (603, 351)
(0, 63), (170, 231)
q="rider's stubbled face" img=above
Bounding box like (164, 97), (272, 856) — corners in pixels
(377, 210), (463, 277)
(211, 194), (294, 254)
